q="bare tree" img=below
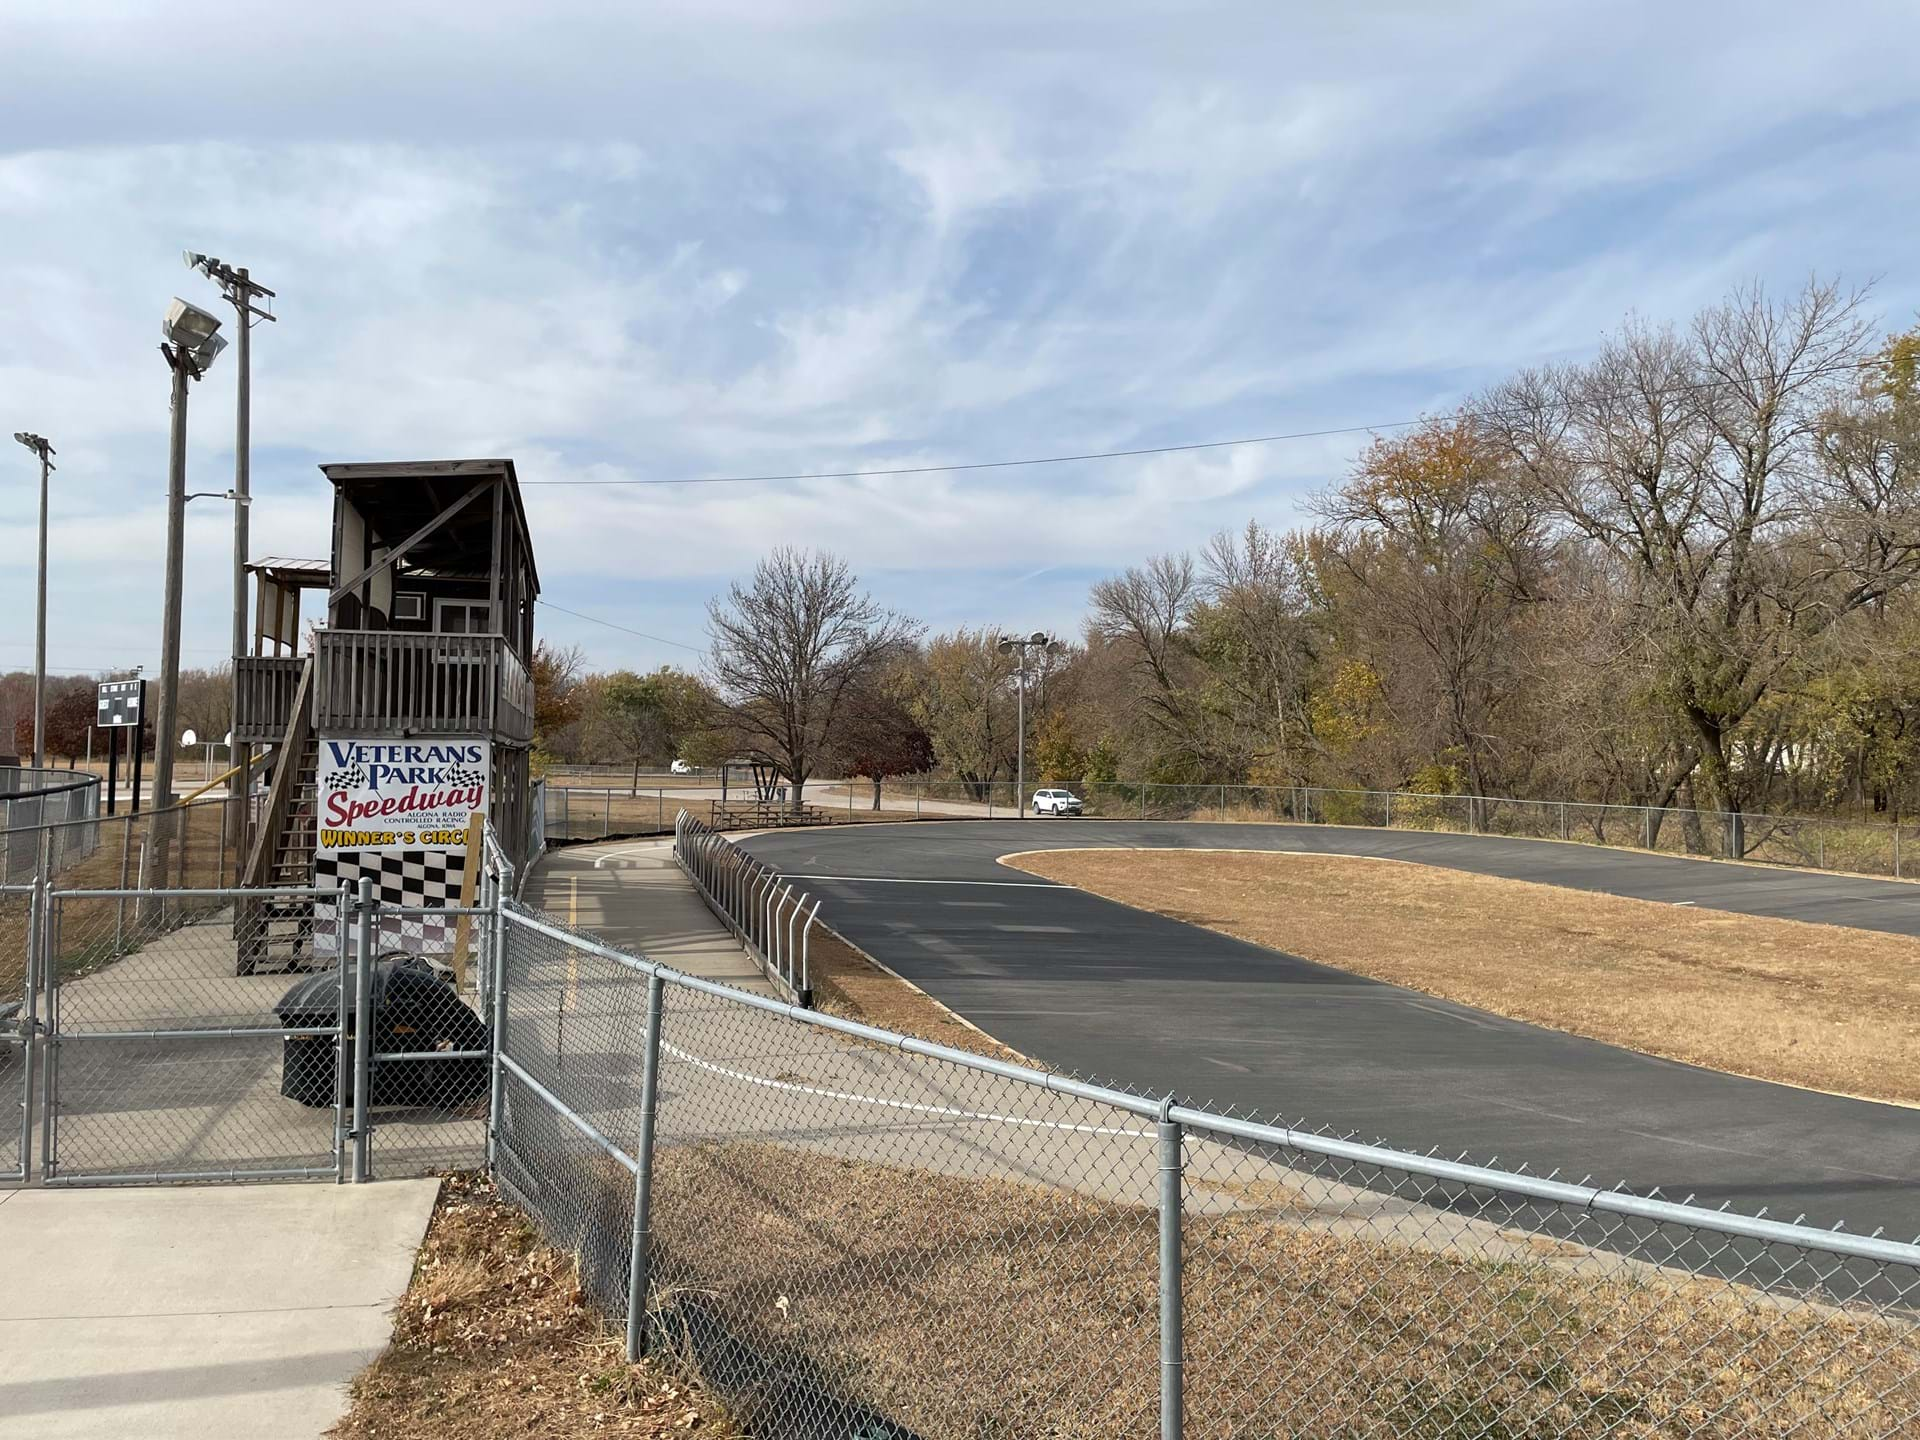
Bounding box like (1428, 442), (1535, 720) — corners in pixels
(707, 549), (920, 809)
(1194, 521), (1319, 783)
(1089, 551), (1225, 776)
(1486, 278), (1920, 825)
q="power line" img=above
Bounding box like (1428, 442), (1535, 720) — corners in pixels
(514, 355), (1889, 490)
(536, 598), (706, 654)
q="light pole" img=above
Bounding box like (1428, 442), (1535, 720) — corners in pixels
(186, 253), (275, 878)
(11, 432), (54, 769)
(996, 631), (1061, 816)
(151, 298), (226, 819)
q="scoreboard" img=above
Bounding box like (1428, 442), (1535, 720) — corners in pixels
(96, 678), (145, 728)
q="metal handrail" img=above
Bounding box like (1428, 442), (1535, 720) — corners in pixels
(0, 769), (102, 802)
(671, 810), (817, 1005)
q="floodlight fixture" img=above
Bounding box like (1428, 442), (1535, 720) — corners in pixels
(13, 431), (54, 466)
(164, 296), (221, 349)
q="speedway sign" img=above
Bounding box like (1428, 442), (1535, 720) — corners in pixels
(316, 738), (490, 854)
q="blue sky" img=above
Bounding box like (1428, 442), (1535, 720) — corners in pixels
(2, 0), (1917, 678)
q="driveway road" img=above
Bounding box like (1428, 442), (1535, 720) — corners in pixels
(738, 820), (1920, 1247)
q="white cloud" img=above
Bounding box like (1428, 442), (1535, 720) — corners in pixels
(1, 1), (1917, 676)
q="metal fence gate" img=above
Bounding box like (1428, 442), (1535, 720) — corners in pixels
(9, 879), (499, 1186)
(346, 892), (496, 1182)
(40, 885), (347, 1184)
(2, 881), (35, 1182)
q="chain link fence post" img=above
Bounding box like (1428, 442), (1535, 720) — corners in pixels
(350, 875), (375, 1183)
(332, 882), (351, 1178)
(114, 817), (132, 952)
(19, 858), (46, 1178)
(626, 970), (667, 1361)
(487, 891), (511, 1175)
(40, 881), (58, 1180)
(1158, 1097), (1184, 1440)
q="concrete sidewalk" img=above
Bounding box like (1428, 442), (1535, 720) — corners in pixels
(0, 1180), (438, 1440)
(524, 838), (777, 997)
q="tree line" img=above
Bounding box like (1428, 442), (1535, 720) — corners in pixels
(540, 280), (1920, 824)
(0, 666), (232, 766)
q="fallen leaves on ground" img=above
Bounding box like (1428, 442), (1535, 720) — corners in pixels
(330, 1172), (740, 1439)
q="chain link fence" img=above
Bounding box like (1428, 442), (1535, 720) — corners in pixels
(0, 768), (101, 882)
(542, 783), (683, 844)
(522, 765), (1920, 878)
(348, 897), (496, 1180)
(861, 777), (1920, 879)
(1, 871), (499, 1186)
(1, 881), (34, 1182)
(493, 902), (1920, 1440)
(5, 820), (1919, 1436)
(40, 884), (345, 1183)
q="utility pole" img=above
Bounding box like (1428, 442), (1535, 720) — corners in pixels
(11, 433), (54, 769)
(187, 253), (276, 879)
(151, 297), (226, 824)
(151, 353), (193, 818)
(997, 631), (1060, 816)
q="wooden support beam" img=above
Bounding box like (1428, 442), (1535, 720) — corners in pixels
(326, 482), (489, 607)
(452, 810), (485, 991)
(488, 475), (504, 635)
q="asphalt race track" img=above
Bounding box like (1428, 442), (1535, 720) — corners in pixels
(740, 820), (1920, 1247)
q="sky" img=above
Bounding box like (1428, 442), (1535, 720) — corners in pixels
(2, 0), (1917, 683)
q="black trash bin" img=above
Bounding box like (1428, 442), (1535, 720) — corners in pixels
(276, 955), (492, 1109)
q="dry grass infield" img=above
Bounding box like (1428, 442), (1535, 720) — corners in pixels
(1004, 848), (1920, 1105)
(331, 1172), (738, 1439)
(805, 920), (1023, 1062)
(648, 1141), (1920, 1439)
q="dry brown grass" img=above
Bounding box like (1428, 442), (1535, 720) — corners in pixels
(650, 1140), (1920, 1439)
(331, 1172), (739, 1439)
(1005, 848), (1920, 1105)
(0, 800), (237, 999)
(804, 922), (1024, 1062)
